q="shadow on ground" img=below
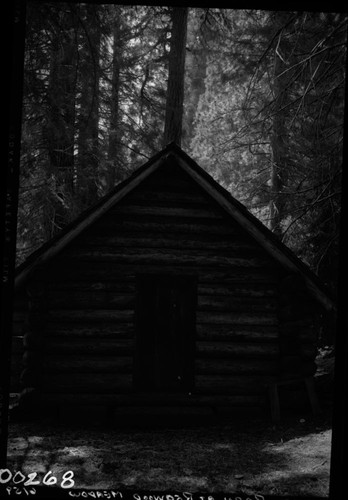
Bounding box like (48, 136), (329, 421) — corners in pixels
(6, 407), (332, 496)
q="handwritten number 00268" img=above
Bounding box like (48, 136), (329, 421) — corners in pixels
(0, 469), (75, 488)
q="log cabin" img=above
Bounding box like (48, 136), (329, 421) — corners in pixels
(12, 142), (336, 420)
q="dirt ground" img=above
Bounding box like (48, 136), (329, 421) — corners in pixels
(6, 406), (332, 497)
(5, 347), (335, 497)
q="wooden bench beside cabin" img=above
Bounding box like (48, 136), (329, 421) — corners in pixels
(11, 143), (335, 420)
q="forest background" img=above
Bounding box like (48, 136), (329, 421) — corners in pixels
(17, 2), (347, 309)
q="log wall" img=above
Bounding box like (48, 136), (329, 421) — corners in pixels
(10, 292), (26, 392)
(277, 274), (319, 379)
(17, 159), (319, 413)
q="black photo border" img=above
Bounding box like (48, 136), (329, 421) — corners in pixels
(2, 1), (347, 498)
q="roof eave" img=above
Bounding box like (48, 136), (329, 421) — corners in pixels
(174, 150), (336, 312)
(15, 147), (173, 290)
(14, 142), (336, 312)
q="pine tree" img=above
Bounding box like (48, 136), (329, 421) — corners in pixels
(76, 3), (101, 208)
(163, 7), (189, 146)
(106, 5), (124, 188)
(43, 4), (81, 233)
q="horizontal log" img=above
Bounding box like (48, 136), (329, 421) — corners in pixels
(44, 355), (133, 373)
(41, 373), (133, 393)
(43, 324), (278, 342)
(48, 292), (135, 310)
(44, 323), (135, 338)
(111, 205), (223, 219)
(195, 358), (278, 375)
(44, 293), (279, 321)
(196, 311), (278, 326)
(196, 324), (278, 341)
(65, 248), (271, 269)
(139, 175), (198, 192)
(196, 341), (279, 358)
(197, 295), (277, 312)
(42, 392), (261, 407)
(94, 218), (239, 236)
(198, 270), (280, 283)
(49, 263), (280, 283)
(47, 309), (134, 323)
(43, 338), (135, 355)
(46, 294), (279, 320)
(27, 336), (283, 359)
(194, 374), (273, 393)
(82, 236), (260, 255)
(197, 284), (277, 297)
(48, 280), (136, 293)
(121, 190), (209, 205)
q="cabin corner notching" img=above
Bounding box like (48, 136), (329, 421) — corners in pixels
(12, 143), (335, 418)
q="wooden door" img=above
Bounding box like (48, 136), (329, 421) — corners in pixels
(134, 275), (196, 392)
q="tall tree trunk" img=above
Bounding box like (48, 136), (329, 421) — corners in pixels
(106, 6), (123, 188)
(163, 7), (188, 147)
(46, 6), (78, 231)
(182, 10), (207, 150)
(76, 4), (100, 208)
(269, 37), (287, 238)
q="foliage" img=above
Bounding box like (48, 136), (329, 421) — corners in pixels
(17, 4), (346, 291)
(188, 9), (346, 288)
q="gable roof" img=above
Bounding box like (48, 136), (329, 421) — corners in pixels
(15, 142), (335, 311)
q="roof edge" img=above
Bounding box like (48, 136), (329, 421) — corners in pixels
(15, 143), (178, 289)
(172, 149), (336, 312)
(14, 142), (336, 312)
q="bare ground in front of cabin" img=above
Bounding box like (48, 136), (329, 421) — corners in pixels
(6, 406), (332, 497)
(6, 349), (334, 496)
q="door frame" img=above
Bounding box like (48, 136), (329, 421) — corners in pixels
(133, 273), (197, 393)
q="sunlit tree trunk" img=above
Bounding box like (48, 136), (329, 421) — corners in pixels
(107, 6), (123, 187)
(269, 34), (287, 238)
(77, 3), (100, 208)
(183, 10), (207, 150)
(45, 6), (78, 231)
(163, 7), (188, 147)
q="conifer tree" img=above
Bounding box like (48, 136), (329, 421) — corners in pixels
(163, 7), (188, 146)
